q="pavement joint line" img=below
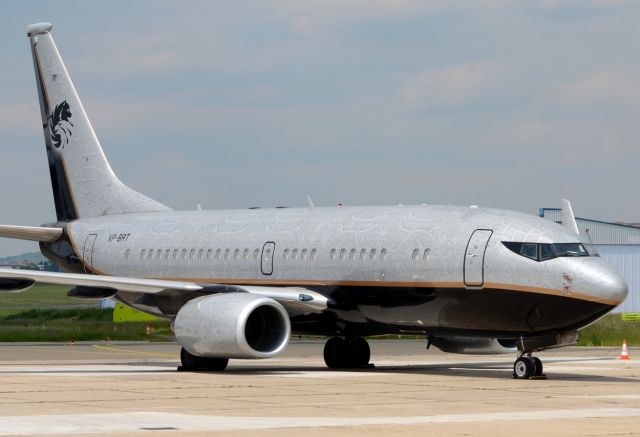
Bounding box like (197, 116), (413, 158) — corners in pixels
(91, 344), (178, 357)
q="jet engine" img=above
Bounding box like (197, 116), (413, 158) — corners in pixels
(174, 293), (291, 359)
(430, 336), (517, 354)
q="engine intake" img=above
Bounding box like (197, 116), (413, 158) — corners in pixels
(174, 293), (290, 359)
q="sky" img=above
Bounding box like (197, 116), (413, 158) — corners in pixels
(0, 0), (639, 257)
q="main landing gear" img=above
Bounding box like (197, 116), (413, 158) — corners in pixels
(513, 353), (544, 379)
(178, 347), (229, 371)
(323, 337), (372, 369)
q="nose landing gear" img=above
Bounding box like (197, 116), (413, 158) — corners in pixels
(323, 337), (372, 369)
(513, 353), (545, 379)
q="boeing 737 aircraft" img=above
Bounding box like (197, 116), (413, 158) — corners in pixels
(0, 23), (628, 379)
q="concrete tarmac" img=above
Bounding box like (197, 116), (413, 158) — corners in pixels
(0, 340), (639, 436)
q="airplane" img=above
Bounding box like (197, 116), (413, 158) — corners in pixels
(0, 22), (627, 379)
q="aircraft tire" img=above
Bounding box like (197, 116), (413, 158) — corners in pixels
(204, 357), (229, 371)
(513, 357), (535, 379)
(532, 357), (543, 376)
(324, 337), (347, 369)
(347, 337), (370, 368)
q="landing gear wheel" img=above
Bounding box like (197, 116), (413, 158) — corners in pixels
(204, 357), (229, 371)
(532, 357), (543, 376)
(347, 337), (371, 368)
(513, 357), (535, 379)
(324, 337), (347, 369)
(180, 348), (228, 371)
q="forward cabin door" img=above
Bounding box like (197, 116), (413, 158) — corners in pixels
(261, 242), (275, 276)
(83, 233), (97, 274)
(464, 229), (492, 287)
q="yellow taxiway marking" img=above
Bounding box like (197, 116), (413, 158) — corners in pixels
(91, 344), (177, 358)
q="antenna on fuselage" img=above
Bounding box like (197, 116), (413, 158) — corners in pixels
(561, 199), (580, 236)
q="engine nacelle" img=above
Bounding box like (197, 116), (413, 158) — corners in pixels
(430, 336), (517, 355)
(0, 278), (35, 293)
(174, 293), (291, 359)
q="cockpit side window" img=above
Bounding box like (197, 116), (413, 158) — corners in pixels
(552, 243), (589, 257)
(520, 243), (537, 260)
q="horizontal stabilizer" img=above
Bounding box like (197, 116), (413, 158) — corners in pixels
(0, 225), (62, 242)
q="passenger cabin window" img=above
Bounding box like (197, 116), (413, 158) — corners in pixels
(350, 249), (356, 260)
(380, 249), (387, 260)
(207, 249), (212, 260)
(412, 249), (419, 261)
(156, 250), (162, 259)
(224, 249), (230, 260)
(234, 248), (240, 259)
(140, 249), (146, 259)
(340, 249), (346, 260)
(243, 248), (249, 259)
(330, 249), (337, 261)
(370, 249), (376, 260)
(301, 249), (308, 260)
(165, 249), (170, 259)
(423, 249), (430, 260)
(173, 249), (178, 259)
(360, 249), (366, 260)
(125, 249), (130, 260)
(311, 248), (317, 260)
(198, 249), (203, 260)
(181, 249), (187, 260)
(292, 249), (298, 260)
(283, 249), (290, 260)
(216, 249), (222, 259)
(254, 249), (260, 259)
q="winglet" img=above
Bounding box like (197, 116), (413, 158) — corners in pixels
(561, 199), (580, 236)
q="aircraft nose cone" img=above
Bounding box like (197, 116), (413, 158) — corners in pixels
(597, 266), (628, 304)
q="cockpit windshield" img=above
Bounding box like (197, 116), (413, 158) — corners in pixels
(502, 241), (598, 262)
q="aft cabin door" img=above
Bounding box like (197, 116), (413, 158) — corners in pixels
(464, 229), (492, 287)
(261, 242), (275, 276)
(82, 234), (97, 274)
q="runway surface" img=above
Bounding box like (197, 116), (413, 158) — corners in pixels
(0, 340), (639, 436)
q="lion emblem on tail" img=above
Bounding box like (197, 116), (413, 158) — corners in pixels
(48, 100), (74, 149)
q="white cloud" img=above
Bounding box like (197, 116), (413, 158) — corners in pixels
(401, 63), (511, 108)
(564, 70), (640, 105)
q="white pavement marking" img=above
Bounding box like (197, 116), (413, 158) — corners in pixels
(0, 365), (174, 377)
(1, 409), (640, 435)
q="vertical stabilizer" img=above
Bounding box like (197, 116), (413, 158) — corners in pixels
(27, 23), (171, 221)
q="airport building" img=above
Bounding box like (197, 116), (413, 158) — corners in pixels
(540, 208), (640, 313)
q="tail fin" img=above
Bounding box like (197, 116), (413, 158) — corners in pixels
(26, 23), (171, 221)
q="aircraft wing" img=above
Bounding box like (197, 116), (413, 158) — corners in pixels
(0, 268), (330, 313)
